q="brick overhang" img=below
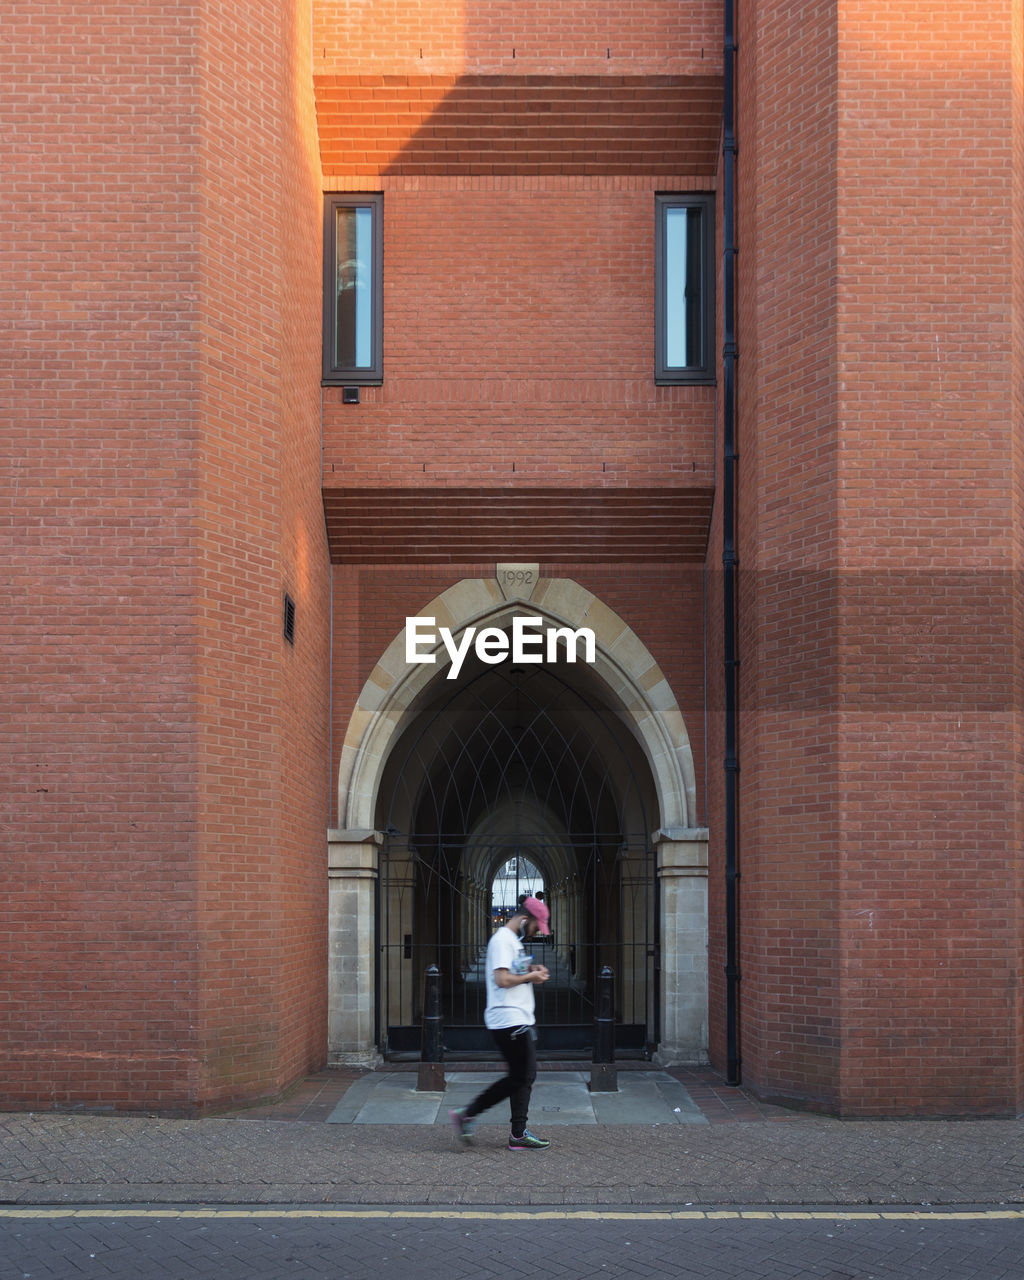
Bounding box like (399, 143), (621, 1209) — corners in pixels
(315, 74), (723, 177)
(321, 486), (714, 563)
(316, 71), (720, 563)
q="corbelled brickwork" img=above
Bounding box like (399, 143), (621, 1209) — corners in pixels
(321, 490), (714, 563)
(315, 75), (722, 178)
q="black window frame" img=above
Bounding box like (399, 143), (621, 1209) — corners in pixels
(655, 193), (715, 385)
(322, 193), (383, 386)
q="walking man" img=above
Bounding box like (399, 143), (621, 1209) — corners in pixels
(450, 896), (552, 1150)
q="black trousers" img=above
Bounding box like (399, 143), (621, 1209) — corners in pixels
(463, 1025), (537, 1135)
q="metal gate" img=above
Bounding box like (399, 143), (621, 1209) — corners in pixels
(375, 659), (658, 1058)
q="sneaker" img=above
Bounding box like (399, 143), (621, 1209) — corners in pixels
(449, 1107), (476, 1142)
(508, 1129), (550, 1151)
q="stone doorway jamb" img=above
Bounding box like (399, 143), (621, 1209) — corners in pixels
(327, 827), (383, 1067)
(653, 826), (709, 1066)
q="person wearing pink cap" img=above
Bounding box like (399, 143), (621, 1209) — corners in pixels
(450, 896), (552, 1150)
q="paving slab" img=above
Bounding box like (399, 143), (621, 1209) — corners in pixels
(327, 1071), (706, 1126)
(591, 1073), (707, 1125)
(440, 1073), (599, 1127)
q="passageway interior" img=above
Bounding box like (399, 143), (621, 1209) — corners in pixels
(375, 646), (660, 1055)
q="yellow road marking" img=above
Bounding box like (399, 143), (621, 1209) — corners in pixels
(0, 1208), (1022, 1223)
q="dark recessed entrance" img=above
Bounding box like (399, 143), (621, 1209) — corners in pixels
(375, 652), (658, 1058)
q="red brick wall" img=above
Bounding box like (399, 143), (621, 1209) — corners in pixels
(706, 0), (845, 1104)
(2, 1), (202, 1110)
(723, 0), (1024, 1115)
(194, 0), (330, 1109)
(2, 1), (329, 1112)
(829, 0), (1022, 1116)
(734, 0), (844, 1112)
(10, 0), (1017, 1117)
(313, 0), (718, 77)
(320, 178), (715, 494)
(277, 1), (334, 1103)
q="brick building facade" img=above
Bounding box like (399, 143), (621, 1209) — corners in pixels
(3, 1), (1022, 1116)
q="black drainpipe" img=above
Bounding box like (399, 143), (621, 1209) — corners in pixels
(722, 0), (741, 1086)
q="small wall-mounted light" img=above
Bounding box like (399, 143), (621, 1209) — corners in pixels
(342, 386), (360, 404)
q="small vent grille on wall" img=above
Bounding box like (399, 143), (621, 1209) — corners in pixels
(283, 594), (296, 645)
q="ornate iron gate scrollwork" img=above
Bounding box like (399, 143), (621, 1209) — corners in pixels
(375, 657), (659, 1057)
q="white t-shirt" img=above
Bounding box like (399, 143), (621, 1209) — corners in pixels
(484, 925), (536, 1030)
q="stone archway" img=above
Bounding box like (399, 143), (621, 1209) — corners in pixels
(327, 572), (708, 1066)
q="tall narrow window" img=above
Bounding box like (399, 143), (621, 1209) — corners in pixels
(323, 194), (382, 384)
(655, 194), (714, 384)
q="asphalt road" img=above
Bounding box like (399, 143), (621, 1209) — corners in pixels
(2, 1206), (1022, 1280)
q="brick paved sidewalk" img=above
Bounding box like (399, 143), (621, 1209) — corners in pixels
(1, 1063), (1022, 1209)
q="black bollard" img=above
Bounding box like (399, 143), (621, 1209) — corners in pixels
(417, 964), (446, 1092)
(589, 965), (618, 1093)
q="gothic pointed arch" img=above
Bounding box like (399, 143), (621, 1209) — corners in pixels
(336, 575), (696, 835)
